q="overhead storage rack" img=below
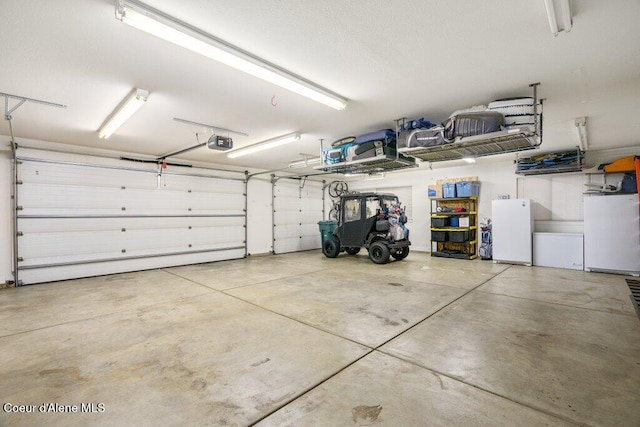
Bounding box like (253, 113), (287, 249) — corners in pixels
(315, 83), (543, 174)
(398, 82), (543, 163)
(315, 150), (417, 175)
(399, 127), (540, 162)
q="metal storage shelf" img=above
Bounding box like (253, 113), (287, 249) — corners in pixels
(432, 211), (477, 216)
(399, 127), (540, 163)
(516, 163), (583, 175)
(315, 150), (417, 175)
(515, 147), (584, 176)
(430, 196), (478, 260)
(430, 226), (478, 231)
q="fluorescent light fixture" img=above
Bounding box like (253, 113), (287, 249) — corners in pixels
(575, 117), (588, 150)
(115, 1), (348, 110)
(289, 156), (321, 169)
(227, 132), (301, 159)
(98, 88), (148, 139)
(543, 0), (572, 37)
(462, 157), (476, 163)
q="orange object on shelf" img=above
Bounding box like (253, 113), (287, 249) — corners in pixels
(603, 155), (638, 173)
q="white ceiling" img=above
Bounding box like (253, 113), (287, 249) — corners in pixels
(1, 0), (639, 171)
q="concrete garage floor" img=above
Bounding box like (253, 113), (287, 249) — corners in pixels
(1, 251), (639, 426)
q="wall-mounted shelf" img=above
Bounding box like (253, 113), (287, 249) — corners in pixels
(515, 147), (584, 175)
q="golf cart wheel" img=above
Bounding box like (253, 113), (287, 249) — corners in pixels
(323, 236), (340, 258)
(345, 247), (361, 255)
(392, 246), (410, 260)
(369, 241), (390, 264)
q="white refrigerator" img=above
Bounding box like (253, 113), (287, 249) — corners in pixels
(584, 194), (640, 275)
(492, 199), (533, 265)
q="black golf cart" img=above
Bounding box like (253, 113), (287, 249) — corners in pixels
(322, 192), (410, 264)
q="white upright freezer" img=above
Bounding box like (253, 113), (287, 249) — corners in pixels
(492, 198), (533, 265)
(584, 194), (640, 275)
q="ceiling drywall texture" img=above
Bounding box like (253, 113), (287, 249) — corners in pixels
(0, 0), (638, 172)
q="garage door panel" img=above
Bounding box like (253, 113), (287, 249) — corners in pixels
(274, 224), (299, 237)
(187, 192), (245, 210)
(19, 224), (245, 263)
(273, 237), (302, 254)
(300, 211), (322, 223)
(18, 217), (243, 233)
(19, 186), (245, 214)
(20, 161), (158, 189)
(300, 235), (321, 250)
(20, 230), (123, 261)
(300, 223), (320, 236)
(16, 153), (247, 285)
(272, 179), (323, 254)
(160, 174), (244, 193)
(300, 198), (323, 211)
(123, 226), (244, 248)
(18, 248), (246, 285)
(274, 211), (302, 225)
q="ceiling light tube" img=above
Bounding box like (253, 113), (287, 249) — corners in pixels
(543, 0), (559, 36)
(543, 0), (572, 37)
(98, 88), (148, 139)
(462, 157), (476, 163)
(289, 156), (321, 169)
(116, 1), (348, 110)
(575, 117), (588, 150)
(227, 132), (301, 159)
(556, 0), (572, 33)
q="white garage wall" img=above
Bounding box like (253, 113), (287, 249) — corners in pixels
(346, 158), (523, 252)
(517, 174), (586, 220)
(345, 148), (638, 252)
(246, 177), (273, 256)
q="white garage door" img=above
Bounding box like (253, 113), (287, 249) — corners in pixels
(15, 148), (246, 285)
(272, 177), (323, 254)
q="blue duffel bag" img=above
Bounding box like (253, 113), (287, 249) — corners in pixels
(354, 129), (395, 145)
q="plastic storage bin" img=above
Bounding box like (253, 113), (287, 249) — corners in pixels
(459, 216), (470, 227)
(449, 217), (459, 227)
(448, 230), (470, 242)
(431, 231), (448, 242)
(442, 183), (457, 198)
(318, 220), (338, 245)
(432, 217), (449, 227)
(456, 181), (480, 197)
